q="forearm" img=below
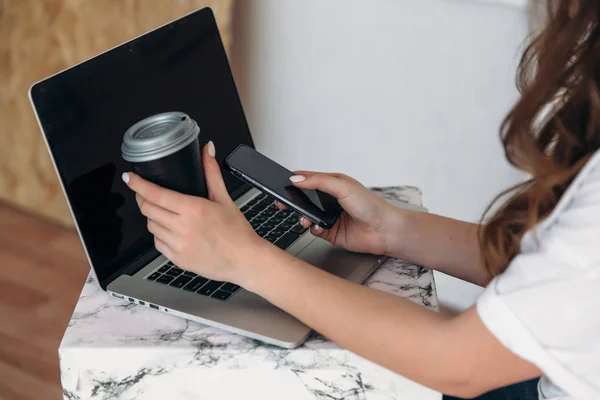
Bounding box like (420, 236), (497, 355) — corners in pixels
(385, 209), (487, 286)
(243, 248), (472, 395)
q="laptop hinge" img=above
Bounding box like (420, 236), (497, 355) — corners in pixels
(100, 249), (160, 290)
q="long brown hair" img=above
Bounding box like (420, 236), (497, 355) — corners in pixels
(480, 0), (600, 281)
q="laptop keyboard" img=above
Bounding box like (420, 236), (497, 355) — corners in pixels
(146, 261), (240, 301)
(242, 193), (308, 247)
(145, 193), (308, 301)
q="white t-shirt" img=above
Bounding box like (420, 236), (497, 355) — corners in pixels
(477, 150), (600, 399)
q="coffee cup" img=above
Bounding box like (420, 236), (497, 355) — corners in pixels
(121, 112), (207, 197)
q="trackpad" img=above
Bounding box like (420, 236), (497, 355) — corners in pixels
(296, 238), (365, 279)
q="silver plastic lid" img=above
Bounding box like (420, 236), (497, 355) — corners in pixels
(121, 112), (200, 163)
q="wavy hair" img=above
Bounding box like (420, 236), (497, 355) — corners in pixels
(479, 0), (600, 280)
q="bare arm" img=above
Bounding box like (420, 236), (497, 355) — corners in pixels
(384, 209), (488, 286)
(243, 249), (541, 398)
(286, 173), (488, 286)
(124, 145), (540, 398)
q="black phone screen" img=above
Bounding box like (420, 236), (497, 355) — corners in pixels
(225, 145), (342, 227)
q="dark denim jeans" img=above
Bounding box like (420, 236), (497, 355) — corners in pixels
(443, 378), (539, 400)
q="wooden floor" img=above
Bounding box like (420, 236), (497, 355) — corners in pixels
(0, 201), (88, 400)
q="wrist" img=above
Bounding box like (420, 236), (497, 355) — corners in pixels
(381, 205), (413, 259)
(236, 240), (290, 293)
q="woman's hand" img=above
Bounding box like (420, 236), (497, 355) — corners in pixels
(122, 141), (275, 285)
(280, 172), (397, 256)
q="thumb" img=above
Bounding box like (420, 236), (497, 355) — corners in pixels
(202, 141), (231, 204)
(289, 171), (353, 200)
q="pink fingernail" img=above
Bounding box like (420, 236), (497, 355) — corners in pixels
(314, 224), (321, 232)
(122, 173), (130, 184)
(208, 141), (216, 157)
(289, 175), (305, 182)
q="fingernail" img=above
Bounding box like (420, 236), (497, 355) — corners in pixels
(208, 141), (216, 157)
(122, 173), (130, 184)
(290, 175), (305, 182)
(314, 224), (321, 232)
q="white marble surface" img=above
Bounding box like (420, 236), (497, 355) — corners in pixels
(60, 187), (441, 400)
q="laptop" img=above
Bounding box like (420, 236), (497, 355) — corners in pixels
(29, 7), (384, 348)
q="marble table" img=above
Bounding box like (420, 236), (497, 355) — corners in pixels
(60, 187), (441, 400)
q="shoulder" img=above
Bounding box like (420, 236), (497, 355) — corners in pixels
(491, 150), (600, 291)
(531, 150), (600, 266)
(547, 149), (600, 223)
(475, 150), (600, 399)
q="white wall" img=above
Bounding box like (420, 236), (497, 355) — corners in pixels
(231, 0), (529, 310)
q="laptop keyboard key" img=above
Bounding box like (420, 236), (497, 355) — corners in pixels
(285, 215), (299, 224)
(271, 229), (285, 238)
(156, 275), (175, 284)
(250, 220), (262, 229)
(170, 275), (192, 289)
(264, 235), (278, 243)
(197, 280), (223, 296)
(261, 210), (275, 217)
(256, 229), (269, 237)
(183, 271), (197, 277)
(244, 210), (258, 219)
(164, 267), (182, 277)
(279, 223), (293, 231)
(274, 232), (300, 250)
(221, 283), (241, 293)
(270, 216), (284, 225)
(291, 224), (308, 234)
(261, 223), (276, 231)
(253, 216), (268, 223)
(147, 272), (161, 281)
(183, 276), (209, 292)
(211, 290), (233, 301)
(157, 265), (170, 274)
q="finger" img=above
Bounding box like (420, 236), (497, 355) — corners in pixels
(292, 170), (318, 176)
(292, 170), (346, 179)
(123, 172), (184, 213)
(289, 172), (354, 200)
(203, 141), (232, 204)
(275, 200), (288, 210)
(138, 197), (178, 228)
(154, 236), (176, 261)
(147, 219), (177, 253)
(310, 224), (327, 237)
(147, 219), (175, 244)
(299, 216), (313, 228)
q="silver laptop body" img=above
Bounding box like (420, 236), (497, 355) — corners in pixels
(108, 188), (384, 348)
(28, 7), (386, 348)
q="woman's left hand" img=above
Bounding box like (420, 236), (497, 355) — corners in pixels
(122, 141), (272, 285)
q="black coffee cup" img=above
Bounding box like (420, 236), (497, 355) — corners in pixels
(121, 112), (207, 198)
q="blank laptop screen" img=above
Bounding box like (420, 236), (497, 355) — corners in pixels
(30, 8), (253, 284)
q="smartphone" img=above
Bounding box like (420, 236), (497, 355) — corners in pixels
(224, 145), (343, 229)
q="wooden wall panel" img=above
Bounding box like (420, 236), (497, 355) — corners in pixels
(0, 0), (233, 226)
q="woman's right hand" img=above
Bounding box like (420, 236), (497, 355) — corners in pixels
(278, 171), (398, 256)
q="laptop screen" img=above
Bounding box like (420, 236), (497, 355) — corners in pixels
(30, 8), (253, 285)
